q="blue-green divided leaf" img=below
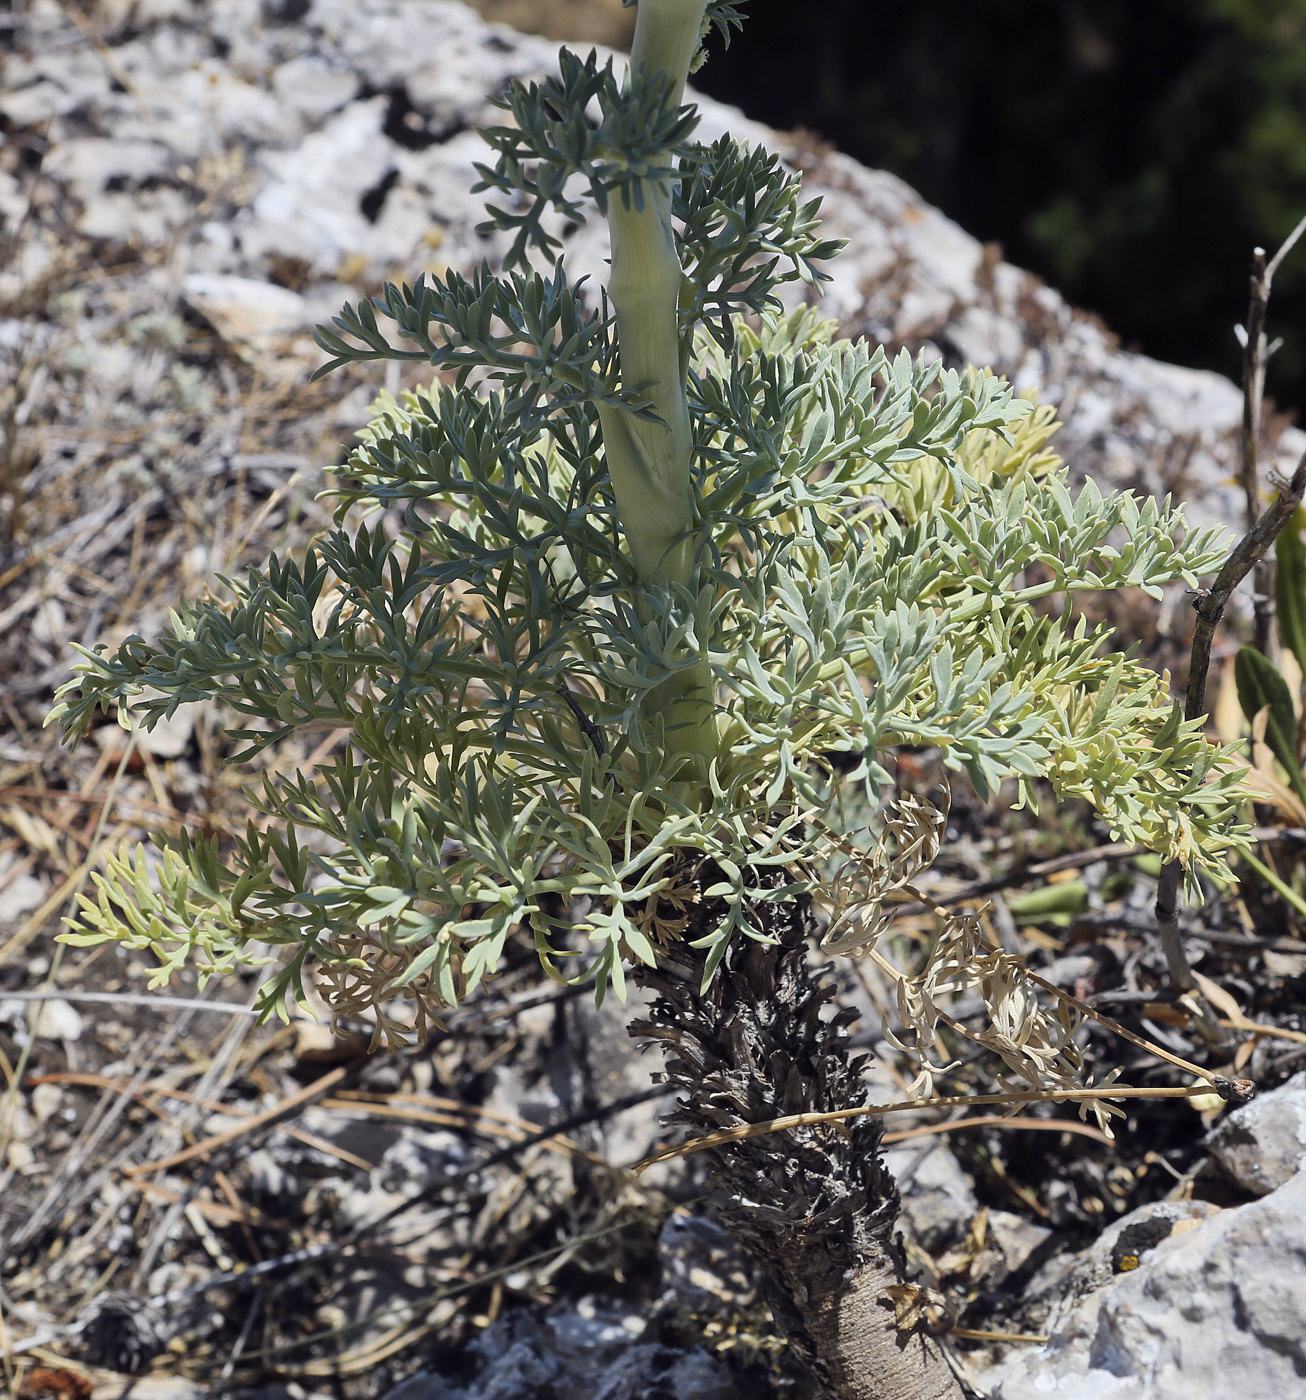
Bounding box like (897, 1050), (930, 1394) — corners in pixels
(1275, 507), (1306, 678)
(1234, 645), (1306, 802)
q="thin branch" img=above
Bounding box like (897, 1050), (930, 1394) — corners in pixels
(1186, 450), (1306, 722)
(1241, 245), (1273, 654)
(556, 678), (623, 791)
(1264, 209), (1306, 284)
(1156, 446), (1306, 1027)
(950, 1327), (1049, 1345)
(883, 1113), (1111, 1147)
(121, 1065), (351, 1177)
(1239, 210), (1306, 653)
(1163, 205), (1306, 1019)
(556, 679), (607, 758)
(1220, 1017), (1306, 1047)
(1020, 964), (1215, 1084)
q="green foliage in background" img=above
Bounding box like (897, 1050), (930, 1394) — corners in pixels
(48, 0), (1246, 1041)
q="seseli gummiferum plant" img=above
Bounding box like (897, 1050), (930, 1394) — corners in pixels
(50, 1), (1246, 1395)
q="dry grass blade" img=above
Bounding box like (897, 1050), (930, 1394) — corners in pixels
(883, 1114), (1111, 1147)
(1222, 1018), (1306, 1046)
(27, 1071), (378, 1172)
(631, 1083), (1224, 1174)
(328, 1088), (608, 1164)
(121, 1065), (349, 1178)
(257, 1205), (670, 1379)
(0, 989), (259, 1016)
(123, 1175), (295, 1230)
(950, 1327), (1049, 1344)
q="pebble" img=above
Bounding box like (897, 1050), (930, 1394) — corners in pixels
(181, 274), (314, 346)
(1208, 1069), (1306, 1197)
(883, 1138), (979, 1247)
(32, 997), (84, 1042)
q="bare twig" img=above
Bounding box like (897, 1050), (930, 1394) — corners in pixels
(121, 1064), (351, 1177)
(1186, 452), (1306, 725)
(950, 1327), (1048, 1345)
(883, 1114), (1111, 1147)
(1156, 446), (1306, 1036)
(27, 1071), (378, 1172)
(1220, 1017), (1306, 1047)
(1158, 217), (1306, 1035)
(556, 679), (607, 759)
(888, 840), (1143, 918)
(1263, 213), (1306, 284)
(1238, 211), (1306, 653)
(1242, 246), (1274, 654)
(1020, 964), (1217, 1084)
(556, 678), (622, 790)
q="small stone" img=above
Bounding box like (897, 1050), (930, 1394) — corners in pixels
(1208, 1069), (1306, 1196)
(181, 273), (313, 345)
(378, 1304), (745, 1400)
(30, 1083), (63, 1124)
(245, 1148), (291, 1199)
(883, 1139), (979, 1248)
(986, 1210), (1053, 1274)
(6, 1140), (36, 1172)
(272, 54), (359, 122)
(32, 998), (83, 1042)
(292, 1018), (361, 1063)
(0, 872), (47, 923)
(659, 1212), (756, 1312)
(1024, 1198), (1219, 1308)
(41, 138), (173, 204)
(135, 707), (195, 759)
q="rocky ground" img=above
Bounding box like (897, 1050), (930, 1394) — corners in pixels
(3, 3), (1306, 1398)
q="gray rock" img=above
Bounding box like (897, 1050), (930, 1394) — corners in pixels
(983, 1173), (1306, 1399)
(1208, 1069), (1306, 1196)
(380, 1305), (746, 1400)
(796, 152), (1305, 539)
(883, 1138), (979, 1248)
(986, 1209), (1054, 1276)
(659, 1211), (757, 1314)
(1022, 1198), (1220, 1317)
(0, 995), (84, 1042)
(322, 1119), (470, 1232)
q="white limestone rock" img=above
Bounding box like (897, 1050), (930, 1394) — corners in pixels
(181, 272), (314, 345)
(983, 1175), (1306, 1399)
(1208, 1069), (1306, 1197)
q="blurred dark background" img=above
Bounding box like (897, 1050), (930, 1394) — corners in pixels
(468, 0), (1306, 415)
(685, 0), (1306, 417)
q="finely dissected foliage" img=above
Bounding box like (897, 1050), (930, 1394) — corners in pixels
(50, 1), (1244, 1069)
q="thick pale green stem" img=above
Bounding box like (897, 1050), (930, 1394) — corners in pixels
(598, 0), (705, 585)
(598, 0), (718, 786)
